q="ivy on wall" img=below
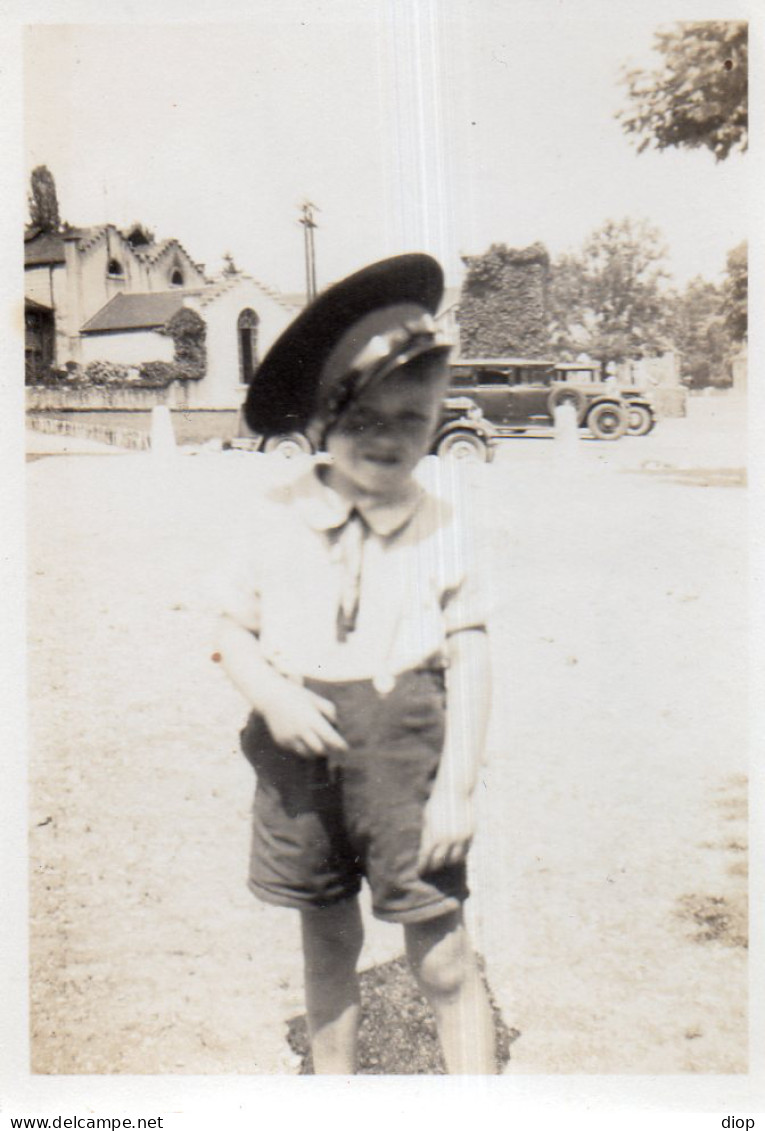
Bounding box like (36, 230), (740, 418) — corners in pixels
(159, 307), (206, 379)
(459, 242), (551, 358)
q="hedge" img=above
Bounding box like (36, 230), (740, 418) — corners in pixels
(25, 306), (207, 389)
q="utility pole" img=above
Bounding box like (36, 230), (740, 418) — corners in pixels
(299, 201), (319, 304)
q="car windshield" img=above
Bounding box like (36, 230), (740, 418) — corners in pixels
(517, 367), (554, 385)
(555, 367), (600, 382)
(450, 360), (557, 387)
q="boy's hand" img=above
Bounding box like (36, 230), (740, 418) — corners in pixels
(417, 784), (475, 874)
(262, 680), (348, 757)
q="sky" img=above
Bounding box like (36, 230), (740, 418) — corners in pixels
(20, 0), (752, 297)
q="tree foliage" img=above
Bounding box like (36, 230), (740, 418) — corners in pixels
(549, 218), (672, 370)
(722, 241), (747, 343)
(662, 244), (746, 387)
(125, 223), (155, 248)
(618, 21), (748, 161)
(27, 307), (208, 388)
(28, 165), (62, 232)
(459, 243), (550, 357)
(161, 307), (207, 378)
(666, 277), (728, 387)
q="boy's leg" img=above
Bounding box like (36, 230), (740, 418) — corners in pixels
(300, 897), (364, 1074)
(404, 908), (496, 1074)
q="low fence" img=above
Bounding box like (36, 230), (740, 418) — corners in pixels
(27, 413), (152, 451)
(26, 407), (241, 448)
(26, 386), (692, 452)
(27, 384), (192, 412)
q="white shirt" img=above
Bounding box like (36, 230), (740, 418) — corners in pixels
(215, 461), (487, 686)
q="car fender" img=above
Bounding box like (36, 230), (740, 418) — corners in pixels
(443, 395), (481, 414)
(586, 395), (628, 414)
(624, 395), (655, 412)
(435, 416), (495, 443)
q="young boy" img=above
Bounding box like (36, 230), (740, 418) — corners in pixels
(215, 254), (496, 1074)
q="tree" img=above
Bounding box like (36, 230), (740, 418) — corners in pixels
(28, 165), (62, 232)
(459, 243), (550, 357)
(549, 218), (672, 371)
(162, 308), (207, 379)
(722, 241), (747, 343)
(618, 21), (748, 161)
(125, 223), (155, 248)
(666, 277), (728, 388)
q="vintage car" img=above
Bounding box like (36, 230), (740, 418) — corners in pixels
(432, 395), (498, 461)
(552, 362), (656, 436)
(448, 357), (636, 440)
(226, 394), (498, 462)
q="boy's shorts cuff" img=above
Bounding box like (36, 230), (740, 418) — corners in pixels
(372, 891), (466, 925)
(247, 878), (362, 912)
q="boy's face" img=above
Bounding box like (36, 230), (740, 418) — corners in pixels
(325, 366), (448, 498)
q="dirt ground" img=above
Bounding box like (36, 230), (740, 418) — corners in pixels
(26, 394), (748, 1076)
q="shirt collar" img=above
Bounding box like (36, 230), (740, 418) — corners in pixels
(292, 461), (424, 537)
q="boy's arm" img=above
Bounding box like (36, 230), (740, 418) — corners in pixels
(216, 616), (347, 756)
(417, 627), (491, 874)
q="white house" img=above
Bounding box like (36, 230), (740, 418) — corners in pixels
(24, 223), (298, 409)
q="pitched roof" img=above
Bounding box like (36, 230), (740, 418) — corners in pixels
(192, 272), (299, 314)
(131, 238), (174, 262)
(25, 296), (54, 313)
(81, 292), (188, 333)
(195, 274), (242, 307)
(24, 230), (66, 266)
(124, 234), (206, 276)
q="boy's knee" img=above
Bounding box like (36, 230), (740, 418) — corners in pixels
(406, 917), (471, 998)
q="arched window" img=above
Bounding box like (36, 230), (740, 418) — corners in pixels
(170, 268), (184, 287)
(107, 258), (123, 277)
(238, 309), (259, 385)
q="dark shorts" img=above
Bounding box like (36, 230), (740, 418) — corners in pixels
(239, 667), (469, 924)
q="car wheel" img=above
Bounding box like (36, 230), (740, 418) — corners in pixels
(436, 430), (489, 463)
(626, 404), (655, 436)
(263, 432), (312, 458)
(547, 385), (587, 422)
(586, 402), (629, 440)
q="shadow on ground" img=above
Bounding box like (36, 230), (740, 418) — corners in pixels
(627, 467), (747, 488)
(286, 954), (519, 1074)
